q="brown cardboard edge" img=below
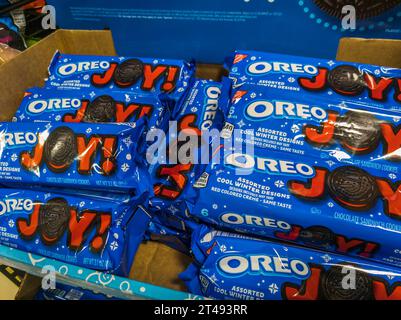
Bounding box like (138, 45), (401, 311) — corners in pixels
(337, 37), (401, 68)
(15, 274), (41, 300)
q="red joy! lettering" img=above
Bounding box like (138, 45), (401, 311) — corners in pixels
(380, 124), (401, 161)
(21, 134), (118, 176)
(17, 203), (112, 252)
(304, 111), (338, 146)
(283, 266), (322, 300)
(91, 61), (179, 92)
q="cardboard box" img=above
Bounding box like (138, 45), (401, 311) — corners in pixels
(3, 29), (401, 300)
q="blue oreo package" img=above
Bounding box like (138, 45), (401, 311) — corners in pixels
(184, 142), (401, 268)
(182, 225), (401, 300)
(35, 282), (119, 300)
(223, 86), (401, 162)
(0, 189), (151, 276)
(226, 50), (401, 111)
(0, 121), (150, 194)
(149, 79), (229, 219)
(13, 87), (170, 132)
(46, 52), (195, 110)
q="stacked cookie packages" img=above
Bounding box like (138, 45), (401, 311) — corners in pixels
(180, 50), (401, 300)
(0, 51), (196, 277)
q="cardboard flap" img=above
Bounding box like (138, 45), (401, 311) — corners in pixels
(0, 30), (116, 121)
(337, 37), (401, 68)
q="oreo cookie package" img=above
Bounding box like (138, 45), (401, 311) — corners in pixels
(46, 52), (195, 109)
(226, 50), (401, 110)
(0, 189), (151, 275)
(0, 121), (150, 193)
(224, 87), (401, 164)
(13, 88), (170, 132)
(181, 225), (401, 300)
(184, 143), (401, 268)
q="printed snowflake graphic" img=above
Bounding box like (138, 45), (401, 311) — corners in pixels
(11, 154), (18, 162)
(191, 107), (198, 113)
(237, 120), (246, 128)
(387, 275), (395, 280)
(250, 56), (256, 61)
(327, 60), (335, 67)
(274, 180), (285, 188)
(212, 204), (218, 209)
(374, 69), (381, 75)
(43, 169), (47, 174)
(121, 163), (130, 172)
(268, 283), (279, 295)
(79, 201), (85, 208)
(328, 202), (334, 208)
(45, 123), (52, 130)
(110, 241), (119, 251)
(322, 254), (332, 263)
(168, 205), (179, 215)
(153, 59), (159, 64)
(240, 76), (247, 81)
(288, 77), (296, 83)
(49, 75), (55, 81)
(328, 91), (333, 95)
(220, 245), (227, 252)
(126, 154), (132, 161)
(11, 117), (17, 122)
(389, 173), (397, 180)
(232, 67), (238, 72)
(125, 94), (131, 103)
(177, 88), (184, 93)
(250, 92), (257, 98)
(55, 115), (61, 121)
(8, 220), (14, 228)
(19, 114), (25, 120)
(113, 233), (119, 239)
(123, 136), (133, 147)
(326, 160), (335, 167)
(89, 91), (96, 98)
(291, 124), (300, 133)
(83, 75), (90, 80)
(86, 128), (92, 134)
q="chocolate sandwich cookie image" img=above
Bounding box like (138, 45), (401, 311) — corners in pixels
(320, 264), (374, 300)
(38, 198), (70, 245)
(299, 226), (335, 249)
(335, 110), (381, 154)
(327, 166), (379, 211)
(83, 95), (116, 123)
(313, 0), (401, 20)
(113, 59), (144, 88)
(327, 65), (365, 96)
(44, 126), (77, 173)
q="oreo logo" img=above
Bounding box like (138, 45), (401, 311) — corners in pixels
(201, 85), (222, 130)
(225, 152), (315, 177)
(218, 254), (310, 279)
(27, 98), (81, 114)
(220, 212), (291, 231)
(245, 100), (327, 121)
(57, 61), (110, 77)
(0, 198), (34, 216)
(247, 61), (318, 76)
(1, 132), (37, 147)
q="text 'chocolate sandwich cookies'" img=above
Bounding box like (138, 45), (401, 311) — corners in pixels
(0, 121), (150, 193)
(181, 225), (401, 300)
(0, 189), (151, 275)
(184, 143), (401, 268)
(13, 88), (170, 132)
(226, 50), (401, 110)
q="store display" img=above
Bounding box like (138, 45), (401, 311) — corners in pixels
(182, 225), (401, 300)
(0, 189), (151, 275)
